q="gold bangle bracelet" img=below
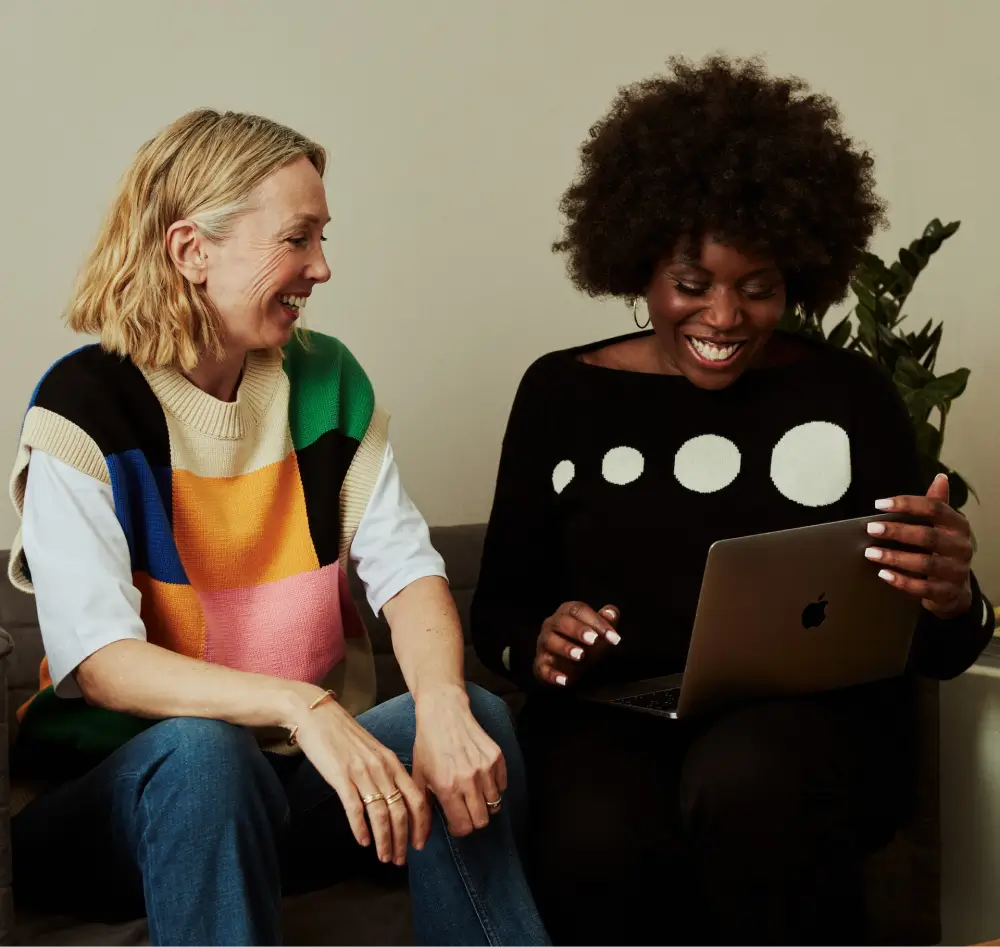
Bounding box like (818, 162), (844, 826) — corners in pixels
(286, 689), (337, 747)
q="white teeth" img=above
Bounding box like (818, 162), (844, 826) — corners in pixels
(279, 294), (307, 311)
(689, 337), (741, 362)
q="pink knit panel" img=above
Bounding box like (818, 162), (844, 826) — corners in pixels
(200, 563), (346, 682)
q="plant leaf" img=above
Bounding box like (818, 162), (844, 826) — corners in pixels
(899, 247), (923, 277)
(923, 367), (971, 404)
(946, 469), (970, 511)
(914, 421), (942, 461)
(921, 324), (943, 370)
(827, 317), (852, 349)
(894, 355), (935, 387)
(850, 279), (877, 312)
(889, 261), (914, 294)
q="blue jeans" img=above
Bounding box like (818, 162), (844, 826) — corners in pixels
(12, 684), (549, 946)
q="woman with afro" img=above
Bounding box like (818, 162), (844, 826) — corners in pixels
(471, 55), (993, 944)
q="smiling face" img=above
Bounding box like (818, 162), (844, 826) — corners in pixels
(178, 157), (332, 355)
(645, 237), (787, 390)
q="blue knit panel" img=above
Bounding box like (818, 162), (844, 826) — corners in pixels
(105, 450), (187, 584)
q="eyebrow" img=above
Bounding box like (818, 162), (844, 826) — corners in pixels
(285, 213), (331, 227)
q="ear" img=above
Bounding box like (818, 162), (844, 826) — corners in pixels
(166, 220), (207, 284)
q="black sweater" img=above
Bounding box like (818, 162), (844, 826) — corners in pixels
(471, 332), (994, 691)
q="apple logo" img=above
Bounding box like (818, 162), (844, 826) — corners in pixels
(801, 593), (828, 629)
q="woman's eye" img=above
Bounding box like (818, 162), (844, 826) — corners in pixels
(287, 236), (309, 247)
(744, 286), (777, 300)
(674, 281), (708, 297)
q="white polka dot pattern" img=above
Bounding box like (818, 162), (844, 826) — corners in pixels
(602, 446), (645, 485)
(770, 421), (852, 507)
(673, 434), (742, 494)
(552, 460), (575, 494)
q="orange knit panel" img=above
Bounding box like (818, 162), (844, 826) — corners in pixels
(171, 452), (320, 592)
(134, 572), (206, 659)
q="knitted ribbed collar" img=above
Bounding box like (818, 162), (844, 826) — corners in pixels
(142, 349), (283, 440)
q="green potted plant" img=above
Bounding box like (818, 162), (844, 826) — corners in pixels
(780, 219), (974, 509)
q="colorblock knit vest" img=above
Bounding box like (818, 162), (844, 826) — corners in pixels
(8, 330), (386, 774)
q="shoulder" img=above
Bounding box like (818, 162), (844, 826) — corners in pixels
(283, 330), (371, 392)
(771, 333), (900, 399)
(809, 339), (902, 403)
(283, 330), (375, 447)
(25, 345), (165, 458)
(514, 333), (635, 394)
(30, 345), (149, 414)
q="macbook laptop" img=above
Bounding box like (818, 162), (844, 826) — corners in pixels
(580, 512), (922, 720)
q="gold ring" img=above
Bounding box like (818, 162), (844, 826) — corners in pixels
(361, 792), (385, 806)
(385, 789), (404, 805)
(486, 798), (502, 810)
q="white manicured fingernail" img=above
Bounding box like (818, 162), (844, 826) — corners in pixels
(570, 647), (584, 661)
(555, 674), (568, 686)
(583, 630), (598, 645)
(606, 630), (621, 645)
(867, 522), (886, 536)
(875, 498), (894, 511)
(865, 547), (883, 560)
(602, 608), (617, 619)
(878, 569), (895, 583)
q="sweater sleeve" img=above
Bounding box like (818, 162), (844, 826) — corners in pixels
(471, 358), (568, 689)
(847, 354), (994, 680)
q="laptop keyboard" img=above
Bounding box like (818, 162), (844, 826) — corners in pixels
(611, 688), (680, 715)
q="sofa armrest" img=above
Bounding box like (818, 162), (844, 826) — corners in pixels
(0, 628), (14, 945)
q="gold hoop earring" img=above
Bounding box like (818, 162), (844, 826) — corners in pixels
(632, 298), (650, 330)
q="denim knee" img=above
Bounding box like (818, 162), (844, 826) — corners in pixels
(137, 717), (288, 828)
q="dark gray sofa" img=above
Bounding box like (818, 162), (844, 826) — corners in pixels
(0, 525), (940, 945)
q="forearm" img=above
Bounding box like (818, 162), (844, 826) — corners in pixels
(75, 638), (326, 731)
(383, 576), (465, 703)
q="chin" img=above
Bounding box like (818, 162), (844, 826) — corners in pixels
(259, 323), (297, 349)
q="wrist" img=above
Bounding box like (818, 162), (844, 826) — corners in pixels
(413, 682), (469, 720)
(270, 679), (330, 730)
(928, 582), (975, 621)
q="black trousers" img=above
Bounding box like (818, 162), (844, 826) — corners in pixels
(518, 686), (909, 946)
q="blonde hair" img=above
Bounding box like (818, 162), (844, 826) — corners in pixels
(67, 109), (327, 371)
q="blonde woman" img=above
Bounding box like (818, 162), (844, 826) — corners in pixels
(8, 110), (548, 947)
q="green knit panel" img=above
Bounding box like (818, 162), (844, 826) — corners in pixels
(16, 687), (153, 771)
(283, 331), (374, 451)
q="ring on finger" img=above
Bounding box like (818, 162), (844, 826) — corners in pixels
(485, 797), (502, 811)
(361, 792), (385, 807)
(385, 789), (404, 805)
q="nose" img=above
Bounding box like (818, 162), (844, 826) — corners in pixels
(701, 286), (742, 332)
(305, 244), (331, 284)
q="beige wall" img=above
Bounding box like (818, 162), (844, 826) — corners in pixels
(0, 0), (997, 594)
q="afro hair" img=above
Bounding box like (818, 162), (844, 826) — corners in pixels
(553, 54), (887, 316)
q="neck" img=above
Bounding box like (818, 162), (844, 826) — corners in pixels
(184, 348), (247, 402)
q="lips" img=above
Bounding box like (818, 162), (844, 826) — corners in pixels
(685, 336), (746, 366)
(278, 293), (309, 321)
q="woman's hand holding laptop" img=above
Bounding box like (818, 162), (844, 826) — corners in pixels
(533, 602), (621, 687)
(865, 472), (974, 620)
